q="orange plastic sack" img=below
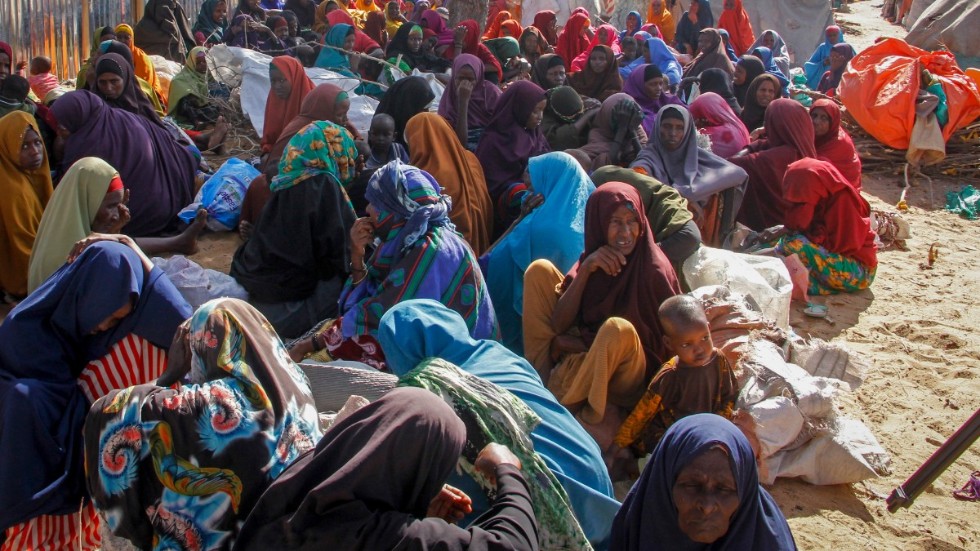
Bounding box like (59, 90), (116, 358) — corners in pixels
(838, 38), (980, 149)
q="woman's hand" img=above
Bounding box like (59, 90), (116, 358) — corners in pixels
(456, 78), (475, 103)
(349, 217), (376, 259)
(67, 233), (137, 264)
(426, 484), (473, 523)
(749, 127), (766, 141)
(157, 323), (192, 387)
(474, 443), (522, 486)
(453, 25), (468, 44)
(350, 52), (362, 71)
(582, 245), (628, 276)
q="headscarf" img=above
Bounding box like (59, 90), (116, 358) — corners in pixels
(562, 182), (681, 367)
(816, 42), (855, 93)
(485, 37), (521, 67)
(803, 25), (844, 89)
(689, 91), (751, 158)
(532, 53), (565, 89)
(632, 104), (748, 203)
(568, 45), (624, 101)
(315, 23), (355, 71)
(783, 158), (876, 267)
(483, 10), (512, 39)
(419, 9), (453, 46)
(385, 23), (450, 72)
(272, 120), (358, 192)
(437, 54), (500, 128)
(611, 414), (797, 550)
(556, 12), (591, 68)
(675, 0), (713, 53)
(486, 152), (594, 352)
(738, 73), (781, 131)
(623, 64), (685, 136)
(376, 75), (436, 147)
(0, 241), (190, 531)
(0, 41), (11, 77)
(750, 46), (789, 89)
(810, 99), (862, 191)
(619, 11), (643, 40)
(326, 9), (382, 53)
(364, 10), (388, 47)
(519, 25), (551, 61)
(541, 85), (588, 150)
(49, 91), (197, 238)
(84, 298), (322, 550)
(231, 387), (468, 549)
(645, 37), (683, 86)
(591, 165), (693, 243)
(167, 46), (209, 116)
(748, 30), (790, 78)
(733, 54), (765, 107)
(532, 10), (559, 45)
(193, 0), (228, 43)
(338, 161), (497, 341)
(646, 0), (676, 44)
(384, 1), (404, 37)
(718, 0), (755, 55)
(378, 299), (621, 544)
(405, 112), (494, 255)
(111, 26), (167, 111)
(134, 0), (196, 60)
(265, 83), (354, 176)
(448, 19), (503, 78)
(717, 28), (739, 62)
(577, 92), (643, 169)
(0, 112), (53, 297)
(261, 56), (314, 153)
(571, 23), (622, 73)
(285, 0), (317, 28)
(499, 19), (523, 39)
(475, 80), (551, 201)
(683, 28), (734, 80)
(95, 52), (163, 125)
(698, 67), (741, 114)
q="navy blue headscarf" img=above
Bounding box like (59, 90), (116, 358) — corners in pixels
(751, 46), (789, 90)
(0, 242), (191, 530)
(611, 413), (797, 550)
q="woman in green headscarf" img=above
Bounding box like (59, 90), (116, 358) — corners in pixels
(193, 0), (229, 45)
(167, 46), (219, 126)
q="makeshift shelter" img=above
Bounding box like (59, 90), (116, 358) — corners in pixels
(905, 0), (980, 69)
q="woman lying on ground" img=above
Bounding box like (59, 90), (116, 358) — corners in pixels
(27, 157), (206, 293)
(85, 297), (322, 550)
(523, 183), (681, 449)
(231, 121), (359, 339)
(0, 111), (52, 300)
(0, 239), (190, 550)
(287, 160), (496, 368)
(233, 387), (537, 550)
(485, 152), (594, 355)
(611, 414), (796, 550)
(379, 299), (619, 548)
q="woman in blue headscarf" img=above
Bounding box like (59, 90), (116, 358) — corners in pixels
(750, 45), (789, 94)
(315, 23), (359, 75)
(484, 152), (595, 355)
(611, 414), (797, 550)
(378, 298), (621, 549)
(803, 25), (844, 89)
(621, 37), (683, 87)
(0, 239), (191, 549)
(619, 10), (644, 40)
(717, 29), (739, 62)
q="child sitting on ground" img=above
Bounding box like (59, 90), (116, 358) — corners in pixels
(27, 56), (60, 104)
(604, 294), (739, 472)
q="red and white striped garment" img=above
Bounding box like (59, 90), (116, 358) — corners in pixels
(2, 334), (168, 551)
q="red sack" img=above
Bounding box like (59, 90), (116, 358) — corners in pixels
(838, 38), (980, 149)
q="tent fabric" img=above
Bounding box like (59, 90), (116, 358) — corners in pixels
(838, 38), (980, 150)
(905, 0), (980, 65)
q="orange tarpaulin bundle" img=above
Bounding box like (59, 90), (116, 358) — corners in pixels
(838, 38), (980, 150)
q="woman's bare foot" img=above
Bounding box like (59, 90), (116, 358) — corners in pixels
(239, 219), (254, 241)
(172, 209), (208, 255)
(207, 116), (230, 154)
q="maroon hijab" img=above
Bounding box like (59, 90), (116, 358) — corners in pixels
(562, 183), (681, 369)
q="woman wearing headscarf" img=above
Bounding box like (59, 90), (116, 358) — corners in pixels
(315, 24), (363, 76)
(76, 27), (116, 91)
(730, 98), (817, 231)
(325, 8), (383, 55)
(816, 42), (855, 95)
(556, 11), (591, 69)
(577, 93), (645, 171)
(225, 14), (281, 51)
(84, 297), (322, 550)
(363, 10), (389, 48)
(232, 387), (536, 550)
(385, 23), (452, 73)
(732, 53), (764, 108)
(748, 29), (790, 79)
(475, 80), (551, 207)
(682, 28), (735, 96)
(485, 152), (594, 353)
(0, 240), (190, 551)
(647, 0), (676, 44)
(168, 47), (219, 127)
(749, 45), (789, 92)
(134, 0), (196, 61)
(612, 414), (796, 550)
(261, 56), (314, 155)
(499, 18), (525, 40)
(113, 24), (169, 110)
(738, 72), (780, 131)
(438, 54), (502, 151)
(285, 0), (317, 29)
(234, 0), (268, 21)
(94, 53), (165, 125)
(419, 9), (454, 48)
(674, 0), (711, 55)
(571, 24), (622, 73)
(541, 85), (595, 150)
(193, 0), (229, 44)
(803, 25), (845, 90)
(617, 10), (644, 41)
(718, 0), (755, 55)
(0, 111), (51, 299)
(623, 64), (685, 138)
(384, 1), (408, 38)
(569, 45), (624, 101)
(532, 53), (567, 90)
(696, 67), (740, 113)
(519, 25), (552, 66)
(523, 183), (682, 438)
(810, 99), (862, 191)
(376, 76), (436, 148)
(406, 112), (494, 256)
(717, 29), (739, 62)
(591, 166), (700, 269)
(532, 10), (559, 46)
(379, 299), (620, 547)
(484, 9), (512, 39)
(632, 104), (747, 246)
(690, 91), (750, 158)
(775, 158), (877, 295)
(622, 37), (682, 87)
(441, 19), (504, 81)
(231, 121), (358, 338)
(49, 91), (197, 238)
(288, 161), (497, 368)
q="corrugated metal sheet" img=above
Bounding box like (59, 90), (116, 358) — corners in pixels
(0, 0), (204, 79)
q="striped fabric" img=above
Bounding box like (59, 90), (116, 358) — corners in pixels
(2, 334), (167, 551)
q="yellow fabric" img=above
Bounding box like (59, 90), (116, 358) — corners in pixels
(116, 23), (169, 111)
(522, 259), (647, 425)
(0, 112), (53, 297)
(646, 4), (676, 45)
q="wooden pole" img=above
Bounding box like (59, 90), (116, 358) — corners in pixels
(81, 0), (91, 60)
(133, 0), (145, 22)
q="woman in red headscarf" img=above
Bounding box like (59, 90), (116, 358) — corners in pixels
(442, 19), (503, 82)
(483, 9), (512, 40)
(570, 23), (621, 73)
(556, 11), (591, 69)
(260, 56), (314, 155)
(718, 0), (755, 56)
(810, 99), (862, 191)
(532, 10), (559, 46)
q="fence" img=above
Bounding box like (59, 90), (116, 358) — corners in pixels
(0, 0), (204, 79)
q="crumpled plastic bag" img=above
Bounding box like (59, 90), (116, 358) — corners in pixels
(152, 255), (249, 310)
(945, 185), (979, 220)
(179, 157), (259, 231)
(764, 418), (891, 485)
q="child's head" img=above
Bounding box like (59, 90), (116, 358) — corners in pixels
(0, 74), (30, 103)
(368, 113), (396, 155)
(621, 36), (637, 60)
(659, 295), (714, 368)
(29, 56), (52, 76)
